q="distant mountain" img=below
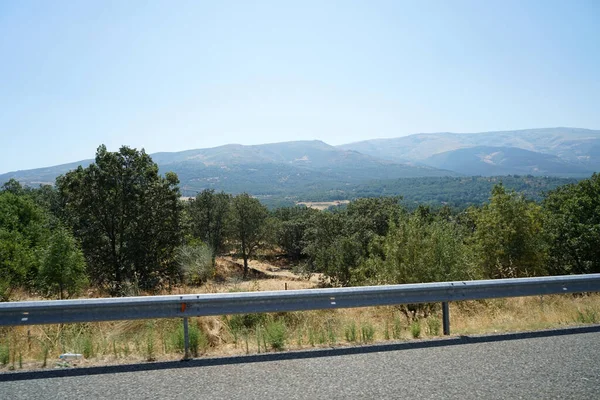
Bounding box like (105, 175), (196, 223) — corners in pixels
(3, 129), (598, 197)
(423, 146), (593, 177)
(0, 140), (453, 196)
(339, 128), (600, 173)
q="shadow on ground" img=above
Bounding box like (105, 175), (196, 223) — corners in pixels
(2, 324), (599, 382)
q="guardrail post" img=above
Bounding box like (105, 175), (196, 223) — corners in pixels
(183, 317), (191, 360)
(442, 301), (450, 335)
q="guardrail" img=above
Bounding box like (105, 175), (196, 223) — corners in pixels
(1, 274), (600, 359)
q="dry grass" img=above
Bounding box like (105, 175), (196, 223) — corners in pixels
(1, 259), (599, 371)
(295, 200), (350, 210)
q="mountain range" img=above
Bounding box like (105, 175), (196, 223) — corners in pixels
(1, 127), (598, 197)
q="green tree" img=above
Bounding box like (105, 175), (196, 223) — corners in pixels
(230, 193), (268, 278)
(187, 189), (231, 264)
(0, 191), (50, 300)
(543, 173), (600, 275)
(301, 197), (403, 286)
(38, 227), (87, 299)
(272, 206), (317, 261)
(470, 184), (547, 279)
(56, 145), (182, 294)
(356, 210), (477, 286)
(1, 179), (24, 196)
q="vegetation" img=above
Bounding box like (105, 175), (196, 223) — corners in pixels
(56, 145), (182, 295)
(1, 144), (599, 301)
(2, 144), (600, 368)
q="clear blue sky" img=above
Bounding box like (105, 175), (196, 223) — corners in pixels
(1, 0), (599, 173)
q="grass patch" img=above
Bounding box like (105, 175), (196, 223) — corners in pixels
(344, 322), (357, 342)
(410, 321), (421, 338)
(575, 308), (598, 324)
(427, 318), (441, 336)
(361, 322), (375, 343)
(264, 319), (287, 351)
(0, 343), (9, 366)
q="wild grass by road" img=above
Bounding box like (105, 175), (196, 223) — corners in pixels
(1, 257), (599, 372)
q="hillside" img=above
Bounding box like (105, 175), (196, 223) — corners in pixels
(423, 146), (593, 177)
(339, 127), (600, 174)
(0, 140), (453, 196)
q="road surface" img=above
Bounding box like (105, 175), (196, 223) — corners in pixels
(1, 326), (599, 399)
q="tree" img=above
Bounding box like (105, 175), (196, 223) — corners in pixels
(38, 227), (87, 299)
(470, 184), (547, 279)
(0, 191), (50, 300)
(272, 206), (317, 261)
(187, 189), (231, 264)
(1, 179), (24, 196)
(301, 197), (403, 286)
(543, 173), (600, 275)
(230, 193), (268, 278)
(56, 145), (182, 294)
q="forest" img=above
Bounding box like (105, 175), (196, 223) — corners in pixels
(1, 145), (599, 301)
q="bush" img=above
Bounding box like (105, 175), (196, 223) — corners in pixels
(176, 244), (214, 285)
(575, 308), (598, 324)
(344, 322), (357, 342)
(361, 322), (375, 343)
(174, 321), (209, 357)
(0, 343), (9, 366)
(427, 318), (441, 336)
(226, 313), (267, 333)
(411, 321), (421, 338)
(264, 319), (286, 351)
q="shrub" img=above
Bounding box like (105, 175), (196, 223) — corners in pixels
(345, 322), (357, 342)
(410, 321), (421, 338)
(176, 244), (214, 285)
(392, 315), (403, 340)
(427, 318), (441, 336)
(361, 322), (375, 343)
(174, 321), (209, 357)
(0, 343), (9, 366)
(575, 308), (598, 324)
(264, 320), (287, 351)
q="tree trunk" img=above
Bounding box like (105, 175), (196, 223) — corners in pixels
(243, 254), (249, 279)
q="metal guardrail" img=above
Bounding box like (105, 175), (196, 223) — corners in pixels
(1, 274), (600, 358)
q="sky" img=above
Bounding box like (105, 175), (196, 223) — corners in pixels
(1, 0), (599, 173)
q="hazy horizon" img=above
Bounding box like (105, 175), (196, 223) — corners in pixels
(1, 1), (599, 173)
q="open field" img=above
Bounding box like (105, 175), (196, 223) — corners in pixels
(295, 200), (350, 210)
(1, 257), (599, 372)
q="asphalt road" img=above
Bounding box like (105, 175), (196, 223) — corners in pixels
(2, 326), (599, 399)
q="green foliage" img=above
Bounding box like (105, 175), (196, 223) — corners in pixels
(410, 321), (421, 338)
(37, 227), (88, 299)
(0, 191), (51, 300)
(174, 321), (208, 357)
(175, 243), (214, 285)
(470, 184), (547, 278)
(302, 197), (403, 286)
(0, 343), (9, 366)
(56, 145), (182, 294)
(272, 206), (317, 261)
(544, 173), (600, 275)
(427, 318), (441, 336)
(230, 193), (269, 278)
(392, 314), (403, 340)
(344, 321), (357, 342)
(80, 335), (94, 359)
(264, 319), (287, 351)
(360, 322), (375, 343)
(187, 190), (231, 260)
(575, 308), (598, 324)
(226, 313), (267, 333)
(355, 208), (476, 287)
